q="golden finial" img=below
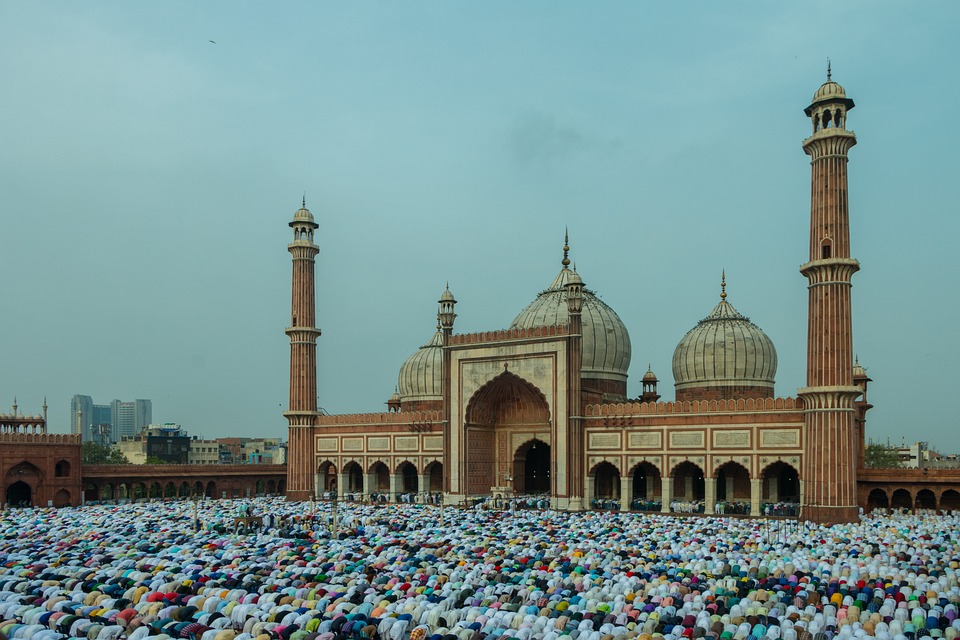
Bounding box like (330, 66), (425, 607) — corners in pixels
(827, 58), (832, 82)
(720, 269), (727, 301)
(562, 228), (571, 268)
(302, 193), (306, 208)
(436, 312), (441, 332)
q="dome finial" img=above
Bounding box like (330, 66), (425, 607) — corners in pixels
(562, 228), (571, 268)
(827, 58), (832, 81)
(720, 269), (727, 301)
(302, 193), (306, 208)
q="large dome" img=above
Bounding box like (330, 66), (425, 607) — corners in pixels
(510, 266), (631, 383)
(397, 328), (443, 402)
(672, 289), (777, 399)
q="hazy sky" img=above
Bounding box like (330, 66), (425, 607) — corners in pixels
(2, 3), (958, 449)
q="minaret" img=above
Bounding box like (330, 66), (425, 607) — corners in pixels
(564, 249), (585, 511)
(284, 198), (321, 501)
(798, 66), (862, 524)
(438, 283), (456, 499)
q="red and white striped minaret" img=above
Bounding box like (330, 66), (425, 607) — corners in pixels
(799, 66), (863, 524)
(285, 198), (321, 501)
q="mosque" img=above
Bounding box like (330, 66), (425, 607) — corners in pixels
(284, 74), (873, 525)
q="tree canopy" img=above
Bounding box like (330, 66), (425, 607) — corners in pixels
(81, 441), (130, 465)
(864, 442), (904, 469)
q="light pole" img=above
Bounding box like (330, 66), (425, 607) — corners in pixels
(193, 492), (200, 532)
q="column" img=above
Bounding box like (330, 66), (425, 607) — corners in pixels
(363, 473), (373, 500)
(336, 473), (347, 500)
(661, 477), (673, 513)
(585, 476), (594, 509)
(750, 478), (762, 516)
(418, 475), (428, 502)
(620, 474), (632, 512)
(389, 474), (400, 502)
(704, 476), (716, 515)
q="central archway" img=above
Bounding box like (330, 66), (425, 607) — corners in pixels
(464, 371), (551, 496)
(514, 439), (551, 494)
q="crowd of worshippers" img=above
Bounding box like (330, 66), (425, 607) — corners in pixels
(3, 497), (960, 640)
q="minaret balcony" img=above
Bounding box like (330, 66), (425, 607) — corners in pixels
(799, 257), (859, 284)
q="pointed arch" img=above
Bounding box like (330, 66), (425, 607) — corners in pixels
(465, 370), (551, 496)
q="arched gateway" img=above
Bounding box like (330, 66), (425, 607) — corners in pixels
(464, 371), (552, 497)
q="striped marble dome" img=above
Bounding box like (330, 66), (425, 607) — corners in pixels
(510, 267), (631, 383)
(397, 328), (444, 402)
(672, 294), (777, 393)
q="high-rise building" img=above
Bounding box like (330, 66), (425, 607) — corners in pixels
(70, 396), (147, 444)
(69, 395), (93, 440)
(110, 399), (151, 442)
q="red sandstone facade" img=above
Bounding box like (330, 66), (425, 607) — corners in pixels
(283, 74), (960, 522)
(1, 405), (82, 508)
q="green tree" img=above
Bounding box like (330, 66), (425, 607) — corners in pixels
(81, 441), (130, 465)
(144, 456), (166, 465)
(864, 442), (904, 468)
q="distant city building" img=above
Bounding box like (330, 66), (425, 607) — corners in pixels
(216, 437), (285, 464)
(117, 426), (285, 466)
(188, 438), (221, 465)
(69, 395), (93, 440)
(70, 395), (145, 444)
(110, 399), (151, 443)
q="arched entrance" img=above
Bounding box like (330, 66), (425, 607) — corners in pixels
(54, 489), (71, 507)
(464, 371), (551, 496)
(398, 462), (418, 494)
(916, 489), (936, 510)
(891, 488), (912, 510)
(424, 461), (443, 493)
(761, 461), (800, 503)
(631, 462), (661, 509)
(514, 439), (551, 494)
(942, 489), (960, 512)
(4, 461), (41, 507)
(715, 461), (750, 503)
(867, 488), (889, 511)
(671, 461), (705, 503)
(6, 481), (31, 507)
(369, 462), (390, 493)
(318, 460), (338, 494)
(591, 462), (620, 508)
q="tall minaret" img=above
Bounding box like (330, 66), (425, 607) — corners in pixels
(564, 243), (584, 511)
(798, 66), (862, 524)
(285, 198), (321, 501)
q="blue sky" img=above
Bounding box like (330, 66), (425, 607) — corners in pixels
(1, 2), (958, 449)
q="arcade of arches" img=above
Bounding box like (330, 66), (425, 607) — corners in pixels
(588, 459), (800, 514)
(79, 465), (286, 503)
(316, 459), (444, 498)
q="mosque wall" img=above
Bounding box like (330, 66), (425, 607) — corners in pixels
(1, 433), (82, 508)
(583, 419), (803, 477)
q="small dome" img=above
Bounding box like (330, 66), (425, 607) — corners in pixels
(293, 206), (314, 223)
(439, 284), (456, 303)
(510, 267), (631, 383)
(812, 80), (846, 103)
(673, 295), (777, 394)
(853, 358), (869, 379)
(642, 367), (658, 383)
(398, 329), (444, 401)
